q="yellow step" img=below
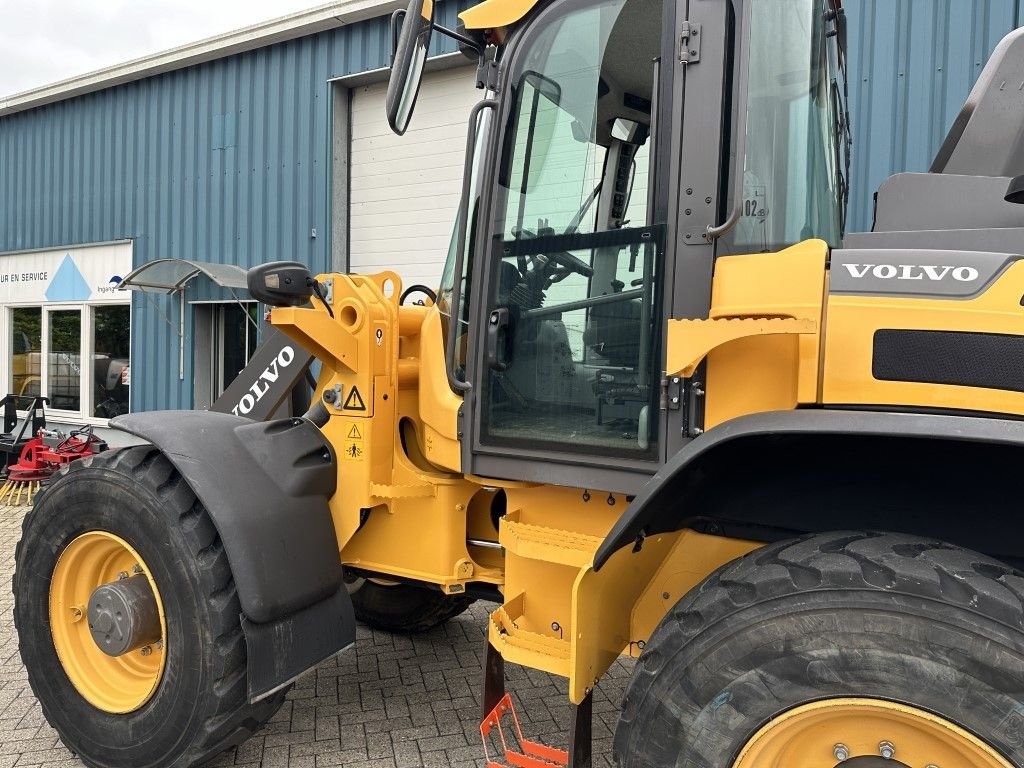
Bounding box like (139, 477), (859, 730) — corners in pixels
(499, 511), (602, 569)
(488, 593), (570, 678)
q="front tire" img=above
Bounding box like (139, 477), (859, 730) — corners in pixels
(14, 446), (287, 768)
(615, 531), (1022, 767)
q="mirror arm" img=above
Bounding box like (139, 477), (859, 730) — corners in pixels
(446, 99), (498, 393)
(432, 23), (484, 56)
(389, 9), (407, 58)
(390, 11), (482, 63)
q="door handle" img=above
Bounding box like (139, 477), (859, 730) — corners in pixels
(486, 308), (512, 371)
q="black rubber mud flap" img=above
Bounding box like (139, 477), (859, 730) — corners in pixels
(244, 587), (355, 701)
(111, 410), (355, 700)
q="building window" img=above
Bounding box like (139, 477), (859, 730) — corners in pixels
(93, 305), (131, 418)
(217, 302), (258, 397)
(193, 301), (259, 409)
(11, 307), (41, 399)
(6, 303), (130, 419)
(0, 241), (133, 422)
(48, 309), (82, 411)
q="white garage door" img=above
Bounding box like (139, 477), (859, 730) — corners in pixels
(349, 66), (482, 291)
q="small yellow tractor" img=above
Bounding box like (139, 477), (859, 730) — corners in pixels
(15, 0), (1024, 766)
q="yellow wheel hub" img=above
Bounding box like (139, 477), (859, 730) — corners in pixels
(733, 698), (1011, 768)
(49, 531), (167, 714)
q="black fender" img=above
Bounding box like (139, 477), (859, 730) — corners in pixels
(111, 410), (353, 700)
(594, 409), (1024, 570)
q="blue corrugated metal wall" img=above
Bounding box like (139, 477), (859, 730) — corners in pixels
(0, 0), (469, 412)
(844, 0), (1022, 232)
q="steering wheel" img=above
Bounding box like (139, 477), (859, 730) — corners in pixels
(513, 228), (595, 280)
(548, 249), (594, 278)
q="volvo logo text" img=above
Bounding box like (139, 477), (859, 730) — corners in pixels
(231, 346), (296, 416)
(841, 264), (980, 282)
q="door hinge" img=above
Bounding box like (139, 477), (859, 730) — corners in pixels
(660, 376), (683, 411)
(476, 59), (499, 91)
(680, 21), (701, 64)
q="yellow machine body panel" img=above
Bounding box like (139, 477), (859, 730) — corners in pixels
(273, 273), (499, 594)
(823, 259), (1024, 415)
(270, 237), (1024, 706)
(666, 240), (828, 429)
(459, 0), (541, 29)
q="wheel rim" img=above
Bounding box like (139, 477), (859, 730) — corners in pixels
(49, 531), (167, 714)
(732, 698), (1011, 768)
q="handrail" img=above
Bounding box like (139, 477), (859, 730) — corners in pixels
(445, 98), (497, 393)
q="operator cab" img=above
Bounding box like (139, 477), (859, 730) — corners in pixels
(389, 0), (848, 489)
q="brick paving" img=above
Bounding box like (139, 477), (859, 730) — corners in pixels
(0, 503), (633, 768)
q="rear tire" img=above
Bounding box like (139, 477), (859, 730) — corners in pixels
(14, 446), (287, 768)
(350, 579), (473, 633)
(614, 531), (1024, 767)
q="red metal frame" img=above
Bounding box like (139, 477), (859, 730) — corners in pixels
(7, 430), (103, 482)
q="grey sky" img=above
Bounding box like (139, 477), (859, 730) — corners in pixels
(0, 0), (329, 98)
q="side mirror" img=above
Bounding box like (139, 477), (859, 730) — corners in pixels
(386, 0), (434, 135)
(247, 262), (314, 307)
(1005, 175), (1024, 205)
(611, 118), (649, 146)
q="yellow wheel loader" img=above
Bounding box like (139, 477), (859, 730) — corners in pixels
(15, 0), (1024, 765)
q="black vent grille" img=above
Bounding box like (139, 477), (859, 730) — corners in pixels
(873, 329), (1024, 393)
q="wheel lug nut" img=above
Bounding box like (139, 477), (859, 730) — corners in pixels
(878, 741), (895, 760)
(132, 564), (143, 574)
(833, 743), (850, 761)
(117, 571), (129, 580)
(140, 645), (152, 656)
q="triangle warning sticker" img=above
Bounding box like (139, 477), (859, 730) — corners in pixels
(342, 386), (367, 411)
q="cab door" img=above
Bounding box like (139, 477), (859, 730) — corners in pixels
(464, 0), (690, 494)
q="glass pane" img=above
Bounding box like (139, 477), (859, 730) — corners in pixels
(218, 303), (258, 396)
(438, 107), (492, 379)
(11, 307), (41, 400)
(623, 141), (650, 227)
(49, 310), (82, 411)
(731, 0), (841, 252)
(122, 260), (197, 290)
(93, 306), (131, 418)
(483, 0), (663, 460)
(484, 227), (661, 457)
(500, 73), (607, 239)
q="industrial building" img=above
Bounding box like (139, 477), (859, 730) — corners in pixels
(0, 0), (1019, 423)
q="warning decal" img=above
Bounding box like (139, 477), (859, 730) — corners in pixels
(343, 386), (366, 411)
(342, 440), (364, 460)
(341, 421), (364, 461)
